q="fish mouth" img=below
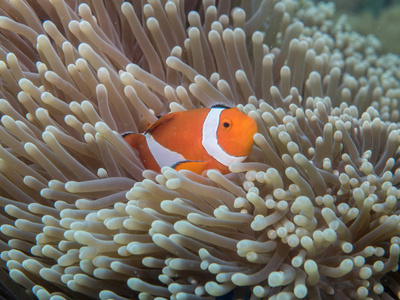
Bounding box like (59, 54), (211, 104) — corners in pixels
(247, 118), (258, 136)
(237, 119), (258, 153)
(245, 119), (258, 147)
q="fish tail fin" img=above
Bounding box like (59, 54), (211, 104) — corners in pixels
(123, 133), (145, 150)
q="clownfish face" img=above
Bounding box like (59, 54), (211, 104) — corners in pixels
(217, 108), (257, 157)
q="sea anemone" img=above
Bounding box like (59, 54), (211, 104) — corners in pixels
(0, 0), (399, 299)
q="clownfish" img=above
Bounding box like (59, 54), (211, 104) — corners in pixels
(123, 105), (257, 175)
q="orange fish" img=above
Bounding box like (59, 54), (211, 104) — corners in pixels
(123, 105), (257, 175)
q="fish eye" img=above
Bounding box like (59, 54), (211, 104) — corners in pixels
(222, 119), (232, 129)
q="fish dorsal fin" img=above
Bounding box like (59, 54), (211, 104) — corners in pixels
(211, 104), (230, 109)
(121, 131), (136, 137)
(145, 111), (179, 134)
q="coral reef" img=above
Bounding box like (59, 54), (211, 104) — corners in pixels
(0, 0), (399, 299)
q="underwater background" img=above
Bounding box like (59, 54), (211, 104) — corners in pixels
(320, 0), (400, 54)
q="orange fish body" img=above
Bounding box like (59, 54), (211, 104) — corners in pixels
(124, 105), (257, 175)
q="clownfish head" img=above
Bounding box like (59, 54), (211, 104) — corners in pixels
(215, 106), (257, 157)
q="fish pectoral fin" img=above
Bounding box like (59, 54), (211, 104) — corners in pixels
(172, 160), (209, 174)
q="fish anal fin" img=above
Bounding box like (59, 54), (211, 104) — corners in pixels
(172, 160), (209, 174)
